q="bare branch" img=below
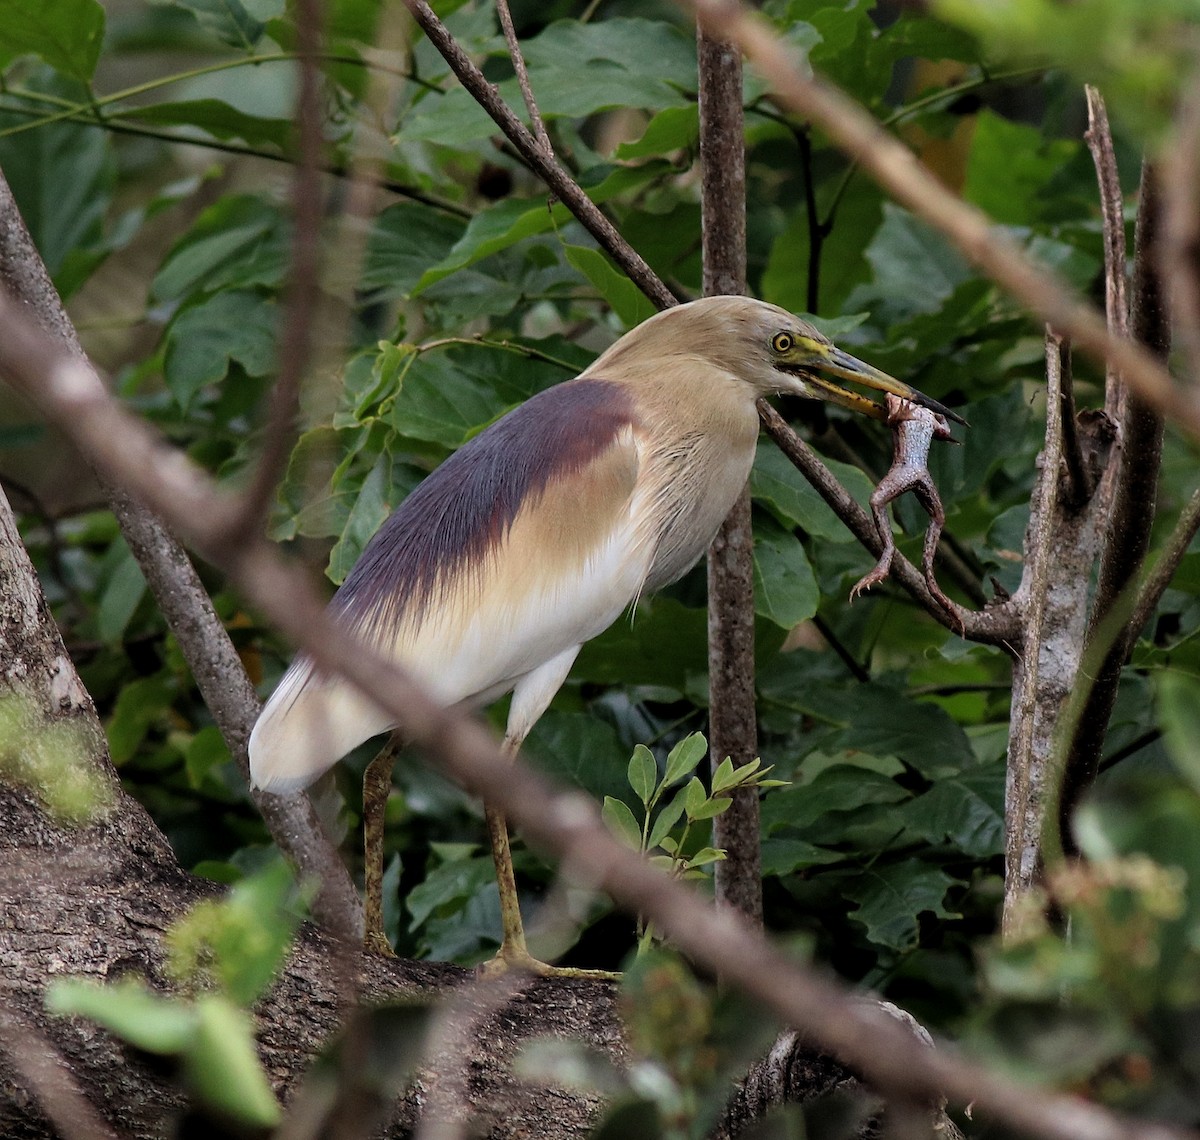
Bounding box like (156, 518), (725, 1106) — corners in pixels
(231, 0), (327, 539)
(495, 0), (552, 156)
(1161, 71), (1200, 384)
(1127, 488), (1200, 639)
(1062, 162), (1169, 837)
(1084, 85), (1129, 418)
(684, 0), (1198, 436)
(401, 0), (677, 311)
(0, 293), (1193, 1140)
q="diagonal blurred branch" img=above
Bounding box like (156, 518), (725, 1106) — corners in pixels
(0, 290), (1191, 1140)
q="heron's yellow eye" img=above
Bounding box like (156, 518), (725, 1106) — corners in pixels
(771, 332), (794, 354)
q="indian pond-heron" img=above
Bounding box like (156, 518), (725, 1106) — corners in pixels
(248, 296), (961, 972)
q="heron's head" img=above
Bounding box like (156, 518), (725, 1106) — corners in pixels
(597, 296), (965, 425)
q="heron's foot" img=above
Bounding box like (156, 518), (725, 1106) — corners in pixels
(363, 929), (396, 957)
(476, 941), (620, 981)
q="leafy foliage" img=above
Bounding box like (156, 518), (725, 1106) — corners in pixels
(3, 0), (1199, 1129)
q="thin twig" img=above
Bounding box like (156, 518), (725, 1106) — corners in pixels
(1161, 71), (1200, 386)
(1084, 86), (1129, 419)
(1126, 488), (1200, 640)
(495, 0), (552, 156)
(684, 0), (1199, 436)
(400, 0), (678, 311)
(231, 0), (326, 540)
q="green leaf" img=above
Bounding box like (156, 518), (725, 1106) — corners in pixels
(760, 837), (843, 876)
(149, 0), (266, 49)
(0, 86), (116, 293)
(97, 546), (147, 644)
(524, 710), (629, 805)
(900, 763), (1005, 858)
(685, 847), (726, 869)
(46, 977), (195, 1053)
(614, 104), (699, 159)
(124, 99), (291, 147)
(574, 598), (708, 690)
(327, 454), (392, 583)
(165, 862), (299, 1006)
(564, 244), (658, 329)
(753, 517), (820, 629)
(186, 996), (281, 1127)
(964, 110), (1081, 225)
(407, 853), (494, 930)
(363, 202), (468, 298)
(647, 787), (688, 850)
(602, 796), (643, 850)
(846, 859), (959, 951)
(106, 676), (174, 766)
(627, 745), (657, 807)
(689, 795), (732, 821)
(710, 756), (736, 794)
(387, 341), (565, 447)
(163, 290), (277, 408)
(0, 0), (105, 80)
(1157, 671), (1200, 793)
(751, 446), (873, 541)
(152, 195), (288, 302)
(412, 164), (668, 293)
(684, 776), (706, 817)
(664, 732), (708, 785)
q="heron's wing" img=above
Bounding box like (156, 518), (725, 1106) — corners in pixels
(249, 378), (645, 793)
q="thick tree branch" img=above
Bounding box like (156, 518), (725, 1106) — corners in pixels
(0, 295), (1190, 1140)
(698, 25), (762, 926)
(0, 169), (361, 938)
(1062, 162), (1170, 838)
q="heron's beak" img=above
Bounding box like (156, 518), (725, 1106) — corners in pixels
(780, 344), (968, 427)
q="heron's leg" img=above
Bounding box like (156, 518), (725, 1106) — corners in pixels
(478, 648), (618, 980)
(486, 734), (530, 962)
(363, 731), (404, 955)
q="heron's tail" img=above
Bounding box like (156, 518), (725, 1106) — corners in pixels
(248, 657), (393, 794)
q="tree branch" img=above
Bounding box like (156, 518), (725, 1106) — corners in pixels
(1062, 161), (1169, 840)
(698, 23), (761, 926)
(0, 169), (362, 939)
(400, 0), (678, 311)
